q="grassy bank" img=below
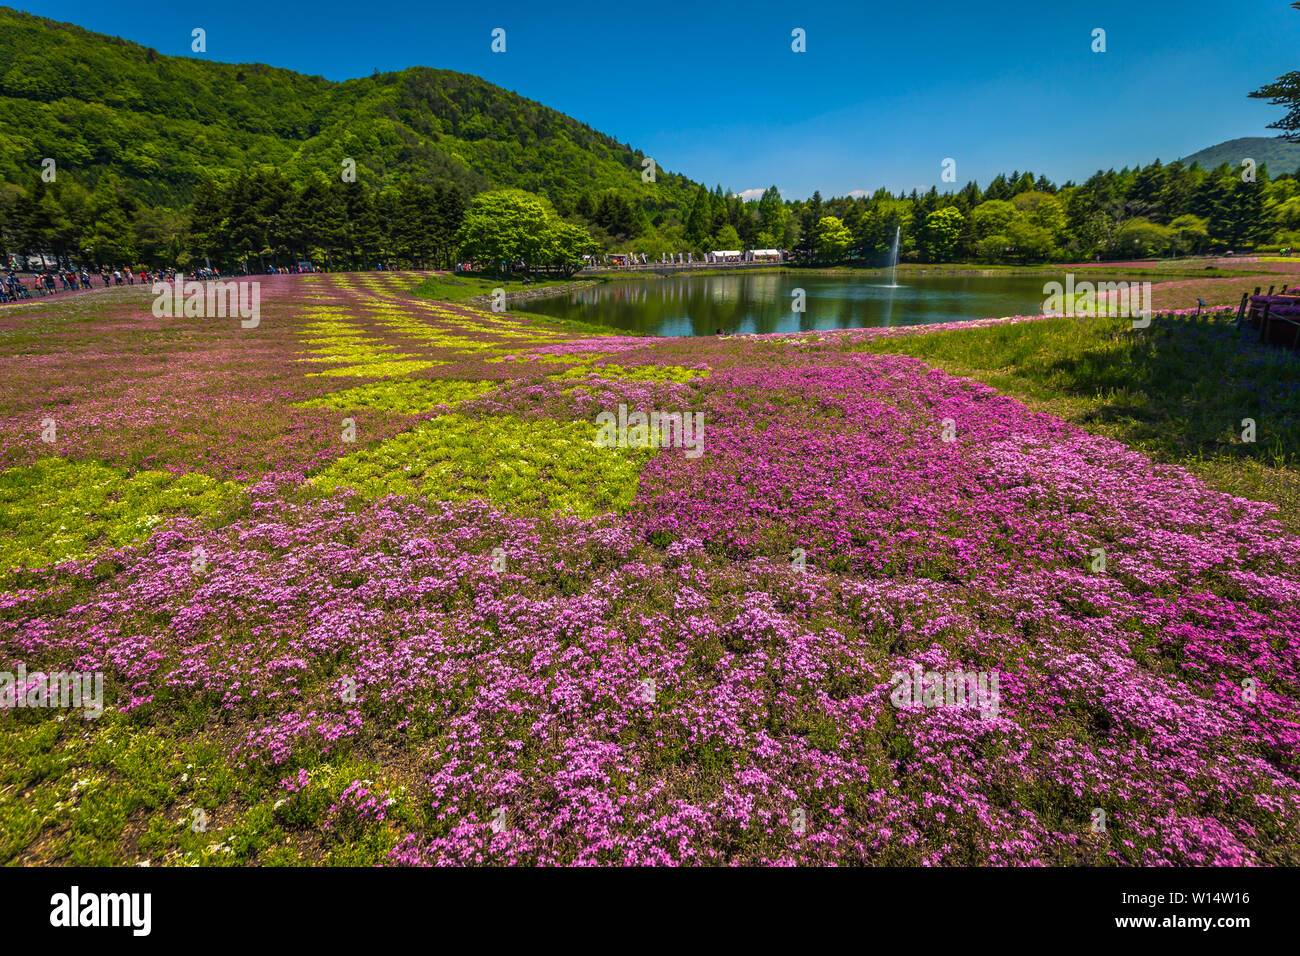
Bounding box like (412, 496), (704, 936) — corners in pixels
(410, 273), (581, 302)
(853, 313), (1300, 529)
(409, 274), (629, 338)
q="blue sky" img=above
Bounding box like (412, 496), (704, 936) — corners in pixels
(17, 0), (1296, 199)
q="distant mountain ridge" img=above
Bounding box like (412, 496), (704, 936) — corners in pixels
(1176, 137), (1300, 175)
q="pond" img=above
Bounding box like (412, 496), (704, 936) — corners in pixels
(524, 272), (1054, 336)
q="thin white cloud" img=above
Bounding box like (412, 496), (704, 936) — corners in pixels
(735, 188), (766, 201)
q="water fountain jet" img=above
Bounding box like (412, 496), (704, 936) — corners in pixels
(886, 226), (901, 288)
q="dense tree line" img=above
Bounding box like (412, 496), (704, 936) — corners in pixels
(190, 172), (468, 271)
(786, 159), (1287, 266)
(552, 156), (1285, 265)
(0, 168), (469, 271)
(1, 155), (1287, 272)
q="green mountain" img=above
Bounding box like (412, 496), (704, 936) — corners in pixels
(1176, 137), (1300, 176)
(0, 6), (699, 219)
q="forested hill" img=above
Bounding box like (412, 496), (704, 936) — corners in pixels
(0, 6), (700, 217)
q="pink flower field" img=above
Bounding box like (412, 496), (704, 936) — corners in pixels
(1, 272), (1298, 867)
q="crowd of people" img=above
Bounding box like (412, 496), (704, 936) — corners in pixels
(0, 265), (202, 303)
(262, 263), (324, 274)
(2, 260), (349, 304)
(0, 263), (327, 303)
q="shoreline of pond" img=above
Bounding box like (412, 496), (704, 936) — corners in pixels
(575, 261), (1263, 282)
(464, 279), (600, 309)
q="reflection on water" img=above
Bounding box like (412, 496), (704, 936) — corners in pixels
(525, 273), (1051, 336)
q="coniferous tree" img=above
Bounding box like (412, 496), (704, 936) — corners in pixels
(684, 185), (711, 249)
(1250, 2), (1300, 140)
